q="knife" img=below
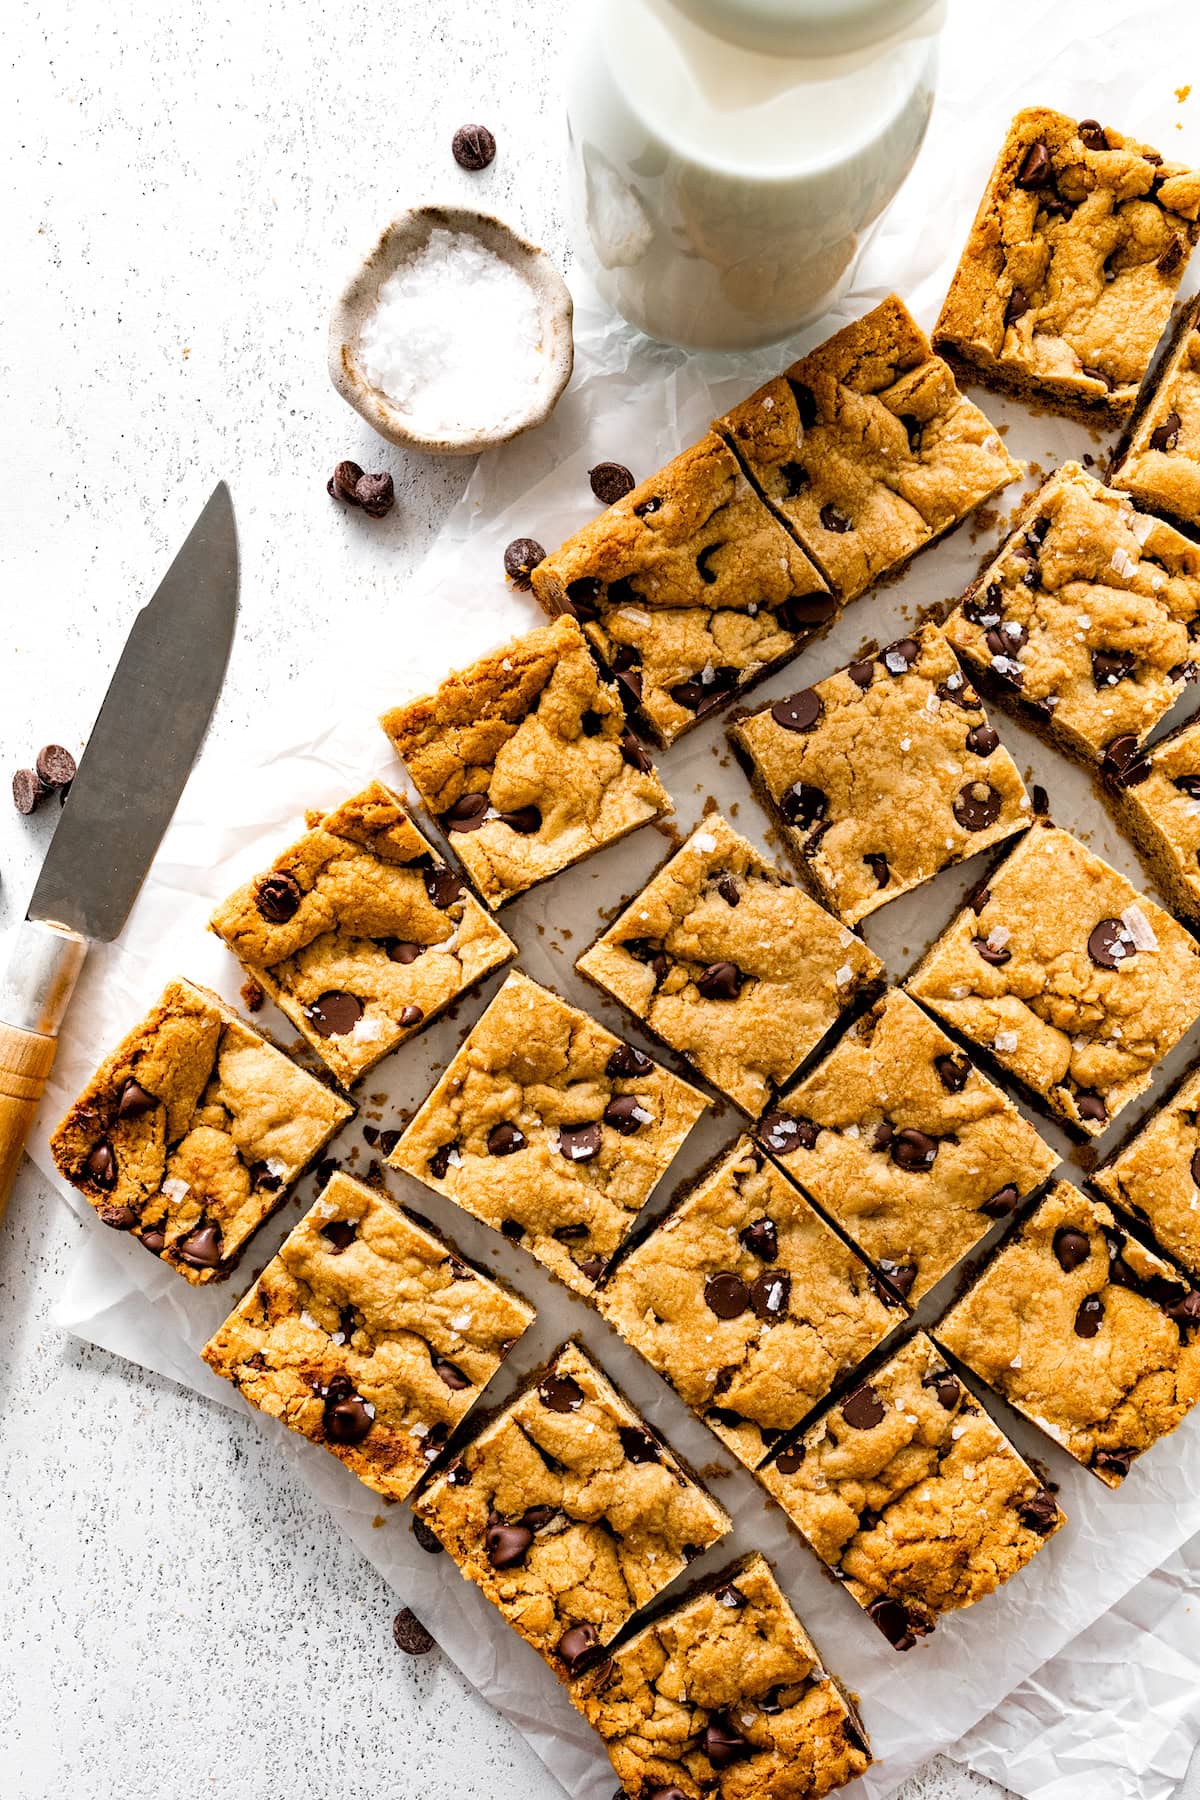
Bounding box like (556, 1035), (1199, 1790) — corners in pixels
(0, 483), (238, 1216)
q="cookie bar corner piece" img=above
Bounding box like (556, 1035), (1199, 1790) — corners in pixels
(1101, 712), (1200, 927)
(1109, 291), (1200, 530)
(379, 613), (670, 908)
(201, 1169), (535, 1500)
(715, 293), (1019, 604)
(208, 778), (516, 1085)
(1091, 1052), (1200, 1283)
(569, 1550), (871, 1799)
(49, 975), (352, 1283)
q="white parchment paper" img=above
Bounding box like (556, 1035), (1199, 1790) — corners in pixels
(26, 3), (1200, 1794)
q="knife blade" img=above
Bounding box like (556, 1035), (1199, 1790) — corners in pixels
(0, 483), (238, 1215)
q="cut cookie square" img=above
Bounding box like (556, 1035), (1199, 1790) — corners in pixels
(209, 781), (515, 1086)
(598, 1134), (902, 1471)
(758, 1332), (1065, 1651)
(729, 622), (1030, 927)
(1110, 292), (1200, 529)
(1092, 1056), (1200, 1282)
(906, 820), (1200, 1137)
(576, 813), (883, 1117)
(201, 1171), (535, 1499)
(388, 970), (709, 1295)
(412, 1339), (730, 1678)
(1102, 711), (1200, 926)
(530, 431), (836, 747)
(49, 976), (352, 1283)
(758, 990), (1057, 1302)
(943, 462), (1200, 770)
(569, 1552), (871, 1799)
(937, 1180), (1200, 1487)
(379, 614), (670, 909)
(716, 294), (1019, 603)
(933, 107), (1200, 423)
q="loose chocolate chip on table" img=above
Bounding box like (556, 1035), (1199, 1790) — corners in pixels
(355, 472), (395, 518)
(35, 744), (77, 789)
(922, 1368), (960, 1409)
(820, 502), (851, 534)
(411, 1517), (445, 1557)
(1088, 917), (1135, 970)
(177, 1223), (223, 1270)
(953, 781), (1003, 831)
(502, 537), (545, 589)
(1017, 1488), (1060, 1533)
(935, 1052), (971, 1093)
(1077, 117), (1109, 150)
(759, 1111), (818, 1155)
(705, 1271), (750, 1319)
(781, 783), (826, 829)
(452, 123), (496, 170)
(442, 791), (491, 832)
(117, 1078), (158, 1118)
(98, 1204), (138, 1231)
(603, 1093), (647, 1134)
(865, 852), (890, 889)
(1004, 286), (1030, 326)
(255, 871), (302, 922)
(12, 768), (43, 815)
(486, 1518), (533, 1569)
(979, 1184), (1019, 1219)
(305, 990), (364, 1037)
(487, 1121), (525, 1156)
(606, 1044), (653, 1079)
(740, 1217), (778, 1261)
(1100, 734), (1151, 787)
(559, 1122), (603, 1162)
(393, 1608), (436, 1656)
(495, 804), (541, 834)
(972, 934), (1011, 967)
(1074, 1292), (1105, 1338)
(618, 1425), (661, 1464)
(750, 1269), (790, 1320)
(703, 1713), (751, 1769)
(891, 1126), (939, 1171)
(539, 1373), (586, 1413)
(1150, 409), (1182, 453)
(327, 460), (363, 504)
(433, 1357), (470, 1391)
(696, 960), (742, 1000)
(589, 462), (636, 505)
(85, 1141), (117, 1188)
(558, 1624), (602, 1670)
(1053, 1226), (1091, 1271)
(868, 1596), (919, 1650)
(841, 1383), (886, 1429)
(424, 866), (464, 908)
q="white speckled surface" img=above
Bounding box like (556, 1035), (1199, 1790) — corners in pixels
(2, 2), (1196, 1796)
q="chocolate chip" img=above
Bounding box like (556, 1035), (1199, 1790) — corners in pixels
(557, 1623), (603, 1670)
(1101, 734), (1151, 787)
(1157, 235), (1186, 277)
(778, 592), (838, 635)
(972, 935), (1011, 966)
(696, 959), (743, 1002)
(606, 1044), (653, 1079)
(1075, 1089), (1108, 1125)
(559, 1120), (603, 1163)
(1004, 287), (1030, 326)
(398, 1004), (424, 1029)
(495, 804), (541, 834)
(305, 991), (363, 1037)
(85, 1141), (117, 1188)
(116, 1079), (158, 1119)
(452, 123), (496, 170)
(872, 1121), (894, 1152)
(98, 1203), (137, 1231)
(1092, 650), (1135, 689)
(486, 1518), (533, 1569)
(430, 1355), (470, 1391)
(502, 537), (544, 589)
(174, 1223), (222, 1270)
(1166, 1289), (1200, 1331)
(35, 744), (77, 788)
(705, 1271), (750, 1319)
(428, 1144), (456, 1181)
(774, 1441), (804, 1475)
(965, 724), (1000, 757)
(139, 1227), (166, 1254)
(393, 1608), (436, 1656)
(386, 939), (424, 966)
(819, 502), (852, 534)
(847, 657), (875, 689)
(891, 1127), (938, 1171)
(868, 1596), (919, 1650)
(954, 781), (1003, 831)
(254, 872), (302, 923)
(740, 1217), (778, 1261)
(1017, 1488), (1060, 1534)
(1078, 118), (1109, 151)
(964, 585), (1004, 628)
(424, 866), (465, 909)
(1150, 409), (1182, 452)
(618, 1426), (661, 1464)
(979, 1184), (1019, 1219)
(626, 937), (669, 985)
(694, 543), (724, 585)
(922, 1368), (960, 1409)
(412, 1517), (444, 1555)
(878, 1259), (917, 1299)
(619, 730), (653, 773)
(487, 1122), (525, 1156)
(788, 379), (818, 428)
(324, 1380), (373, 1443)
(882, 636), (920, 672)
(1082, 364), (1114, 391)
(1052, 1226), (1091, 1271)
(770, 687), (823, 736)
(12, 768), (43, 815)
(565, 576), (602, 620)
(539, 1372), (586, 1413)
(669, 664), (738, 716)
(603, 1094), (647, 1135)
(750, 1269), (790, 1320)
(440, 793), (489, 835)
(355, 472), (395, 518)
(864, 852), (890, 888)
(1031, 784), (1050, 817)
(759, 1111), (818, 1154)
(589, 462), (635, 505)
(248, 1160), (283, 1192)
(935, 1053), (971, 1093)
(841, 1383), (886, 1429)
(898, 412), (923, 451)
(1092, 1447), (1133, 1479)
(781, 783), (826, 829)
(779, 460), (810, 497)
(1088, 917), (1135, 969)
(321, 1219), (357, 1252)
(578, 1254), (607, 1282)
(1074, 1292), (1105, 1338)
(714, 1582), (747, 1609)
(327, 460), (363, 503)
(633, 494), (662, 518)
(703, 1713), (750, 1769)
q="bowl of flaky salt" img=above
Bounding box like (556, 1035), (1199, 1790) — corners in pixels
(329, 204), (575, 455)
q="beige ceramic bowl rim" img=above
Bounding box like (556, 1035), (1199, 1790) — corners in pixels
(328, 203), (575, 456)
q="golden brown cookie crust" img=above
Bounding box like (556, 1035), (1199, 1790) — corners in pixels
(1103, 712), (1200, 926)
(1092, 1054), (1200, 1282)
(1110, 293), (1200, 528)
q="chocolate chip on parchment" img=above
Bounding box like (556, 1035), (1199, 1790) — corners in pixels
(1074, 1292), (1105, 1338)
(696, 960), (742, 1000)
(487, 1122), (525, 1156)
(305, 991), (364, 1037)
(392, 1608), (436, 1656)
(12, 769), (43, 815)
(589, 462), (635, 505)
(1150, 409), (1182, 452)
(178, 1223), (223, 1270)
(452, 123), (496, 170)
(502, 537), (545, 589)
(841, 1383), (886, 1429)
(35, 744), (77, 789)
(559, 1121), (603, 1162)
(539, 1372), (586, 1413)
(255, 872), (302, 922)
(1053, 1226), (1091, 1271)
(705, 1272), (750, 1319)
(606, 1044), (653, 1079)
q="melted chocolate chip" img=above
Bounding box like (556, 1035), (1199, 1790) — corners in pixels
(495, 805), (541, 834)
(935, 1052), (971, 1093)
(603, 1093), (648, 1134)
(619, 730), (653, 773)
(1101, 734), (1152, 787)
(1077, 117), (1109, 150)
(891, 1127), (939, 1171)
(98, 1204), (137, 1231)
(305, 991), (363, 1038)
(139, 1227), (166, 1254)
(788, 379), (818, 428)
(487, 1122), (526, 1156)
(433, 1358), (471, 1391)
(618, 1425), (661, 1464)
(847, 658), (875, 689)
(323, 1383), (373, 1444)
(1092, 1447), (1133, 1480)
(399, 1004), (424, 1028)
(979, 1184), (1019, 1219)
(386, 939), (424, 965)
(1075, 1089), (1108, 1125)
(85, 1141), (117, 1188)
(963, 585), (1003, 628)
(559, 1122), (602, 1162)
(486, 1519), (534, 1569)
(740, 1217), (778, 1261)
(117, 1079), (158, 1119)
(779, 459), (809, 497)
(558, 1623), (602, 1670)
(715, 872), (740, 907)
(1088, 917), (1135, 970)
(820, 503), (851, 534)
(1092, 649), (1135, 689)
(867, 1596), (919, 1650)
(1074, 1292), (1105, 1338)
(1005, 286), (1030, 326)
(442, 792), (490, 833)
(965, 724), (1000, 757)
(565, 576), (601, 621)
(1157, 235), (1186, 277)
(1017, 1487), (1060, 1533)
(878, 1259), (917, 1299)
(865, 852), (890, 889)
(428, 1143), (456, 1180)
(760, 1111), (818, 1154)
(841, 1383), (886, 1429)
(633, 494), (662, 518)
(703, 1713), (751, 1769)
(539, 1373), (586, 1413)
(1150, 409), (1182, 452)
(954, 781), (1003, 831)
(321, 1219), (357, 1252)
(781, 783), (827, 829)
(771, 688), (822, 732)
(882, 636), (920, 672)
(774, 1442), (804, 1474)
(778, 592), (838, 634)
(972, 934), (1012, 966)
(255, 872), (302, 922)
(606, 1044), (653, 1079)
(695, 543), (722, 584)
(1053, 1226), (1091, 1271)
(696, 960), (742, 1000)
(705, 1271), (750, 1319)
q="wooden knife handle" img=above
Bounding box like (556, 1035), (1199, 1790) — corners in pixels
(0, 1023), (58, 1220)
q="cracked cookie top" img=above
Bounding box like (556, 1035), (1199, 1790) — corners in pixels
(717, 296), (1019, 602)
(530, 432), (834, 747)
(944, 463), (1200, 765)
(201, 1171), (534, 1501)
(758, 1333), (1064, 1651)
(759, 990), (1056, 1302)
(389, 971), (709, 1295)
(50, 977), (353, 1284)
(937, 1181), (1200, 1487)
(934, 107), (1200, 421)
(413, 1339), (730, 1677)
(1111, 292), (1200, 529)
(210, 781), (515, 1085)
(730, 623), (1030, 926)
(598, 1135), (900, 1471)
(380, 614), (670, 908)
(576, 813), (882, 1117)
(906, 820), (1200, 1136)
(569, 1551), (870, 1800)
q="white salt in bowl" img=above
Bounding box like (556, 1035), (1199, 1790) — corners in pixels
(329, 205), (575, 456)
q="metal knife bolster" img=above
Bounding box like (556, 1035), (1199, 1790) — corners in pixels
(0, 919), (89, 1037)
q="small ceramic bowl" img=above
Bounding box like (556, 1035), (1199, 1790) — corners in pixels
(329, 204), (575, 456)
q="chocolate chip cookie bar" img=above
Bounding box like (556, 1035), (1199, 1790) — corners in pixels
(1092, 1057), (1200, 1282)
(49, 977), (352, 1283)
(933, 108), (1200, 423)
(1102, 713), (1200, 926)
(717, 295), (1019, 603)
(906, 820), (1200, 1137)
(943, 463), (1200, 770)
(758, 1332), (1064, 1651)
(570, 1552), (870, 1799)
(380, 615), (670, 909)
(388, 971), (709, 1295)
(209, 781), (515, 1087)
(598, 1135), (901, 1471)
(759, 990), (1056, 1302)
(529, 432), (835, 747)
(576, 814), (883, 1117)
(1110, 293), (1200, 529)
(412, 1340), (730, 1678)
(937, 1180), (1200, 1486)
(729, 624), (1030, 927)
(202, 1170), (535, 1499)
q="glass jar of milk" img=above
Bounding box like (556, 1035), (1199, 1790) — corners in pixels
(566, 0), (945, 349)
